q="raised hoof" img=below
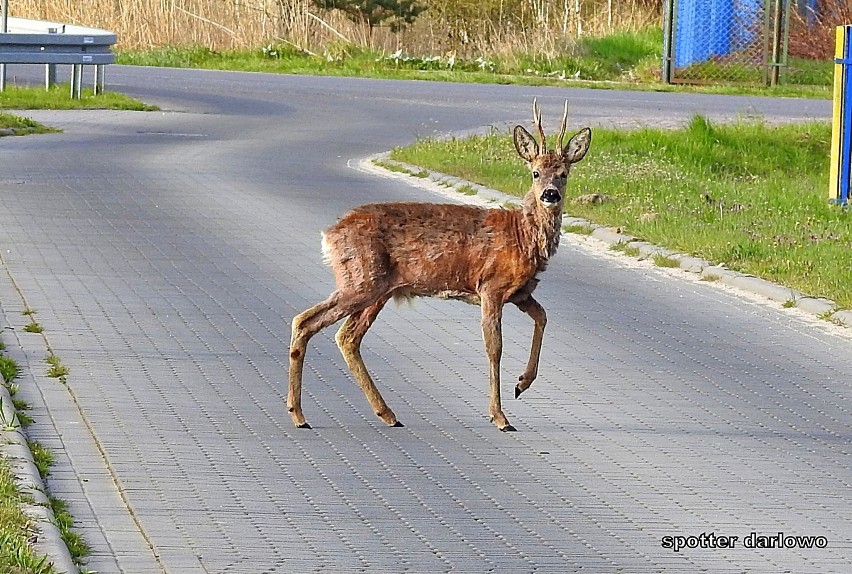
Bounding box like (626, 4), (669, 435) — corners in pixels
(515, 384), (523, 399)
(296, 422), (312, 429)
(500, 424), (517, 432)
(390, 421), (405, 428)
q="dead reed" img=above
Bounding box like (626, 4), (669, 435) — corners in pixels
(12, 0), (660, 56)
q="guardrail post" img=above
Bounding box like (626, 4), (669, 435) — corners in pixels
(830, 25), (852, 207)
(70, 63), (82, 98)
(94, 64), (104, 95)
(45, 63), (56, 88)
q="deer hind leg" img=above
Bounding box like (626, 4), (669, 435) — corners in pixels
(513, 296), (547, 399)
(481, 296), (515, 432)
(334, 294), (401, 427)
(288, 290), (380, 429)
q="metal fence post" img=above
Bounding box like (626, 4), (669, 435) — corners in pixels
(769, 0), (783, 86)
(829, 25), (851, 206)
(662, 0), (675, 84)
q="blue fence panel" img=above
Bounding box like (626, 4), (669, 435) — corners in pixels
(674, 0), (763, 68)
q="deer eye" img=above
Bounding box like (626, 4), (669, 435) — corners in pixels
(532, 170), (540, 179)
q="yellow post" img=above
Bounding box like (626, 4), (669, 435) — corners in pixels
(829, 26), (845, 202)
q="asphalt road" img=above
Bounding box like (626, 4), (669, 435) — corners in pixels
(0, 66), (848, 573)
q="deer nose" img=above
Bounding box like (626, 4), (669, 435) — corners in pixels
(540, 188), (561, 205)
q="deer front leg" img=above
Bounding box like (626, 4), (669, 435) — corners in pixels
(481, 297), (515, 432)
(513, 296), (547, 399)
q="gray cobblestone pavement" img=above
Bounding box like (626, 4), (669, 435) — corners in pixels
(0, 69), (848, 573)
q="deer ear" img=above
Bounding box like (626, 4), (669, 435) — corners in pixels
(513, 125), (539, 163)
(563, 127), (591, 164)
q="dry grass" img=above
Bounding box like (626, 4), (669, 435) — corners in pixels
(788, 0), (852, 61)
(13, 0), (660, 55)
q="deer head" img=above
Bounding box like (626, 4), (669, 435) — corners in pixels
(513, 99), (592, 209)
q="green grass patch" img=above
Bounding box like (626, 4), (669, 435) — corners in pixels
(50, 497), (89, 562)
(564, 223), (594, 235)
(390, 117), (852, 309)
(373, 159), (415, 175)
(1, 85), (155, 137)
(624, 245), (642, 257)
(611, 242), (642, 257)
(653, 254), (681, 268)
(0, 355), (18, 385)
(0, 464), (54, 574)
(45, 355), (69, 379)
(22, 323), (43, 334)
(0, 112), (57, 137)
(28, 442), (53, 480)
(0, 85), (156, 111)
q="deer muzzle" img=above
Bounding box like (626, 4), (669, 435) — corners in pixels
(540, 188), (561, 206)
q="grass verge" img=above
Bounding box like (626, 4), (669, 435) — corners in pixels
(1, 341), (54, 573)
(389, 117), (851, 309)
(0, 112), (57, 137)
(0, 85), (156, 137)
(0, 85), (156, 112)
(1, 338), (89, 572)
(0, 84), (157, 138)
(116, 29), (832, 99)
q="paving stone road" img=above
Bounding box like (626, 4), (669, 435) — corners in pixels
(0, 67), (849, 573)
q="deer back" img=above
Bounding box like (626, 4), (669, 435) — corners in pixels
(321, 202), (543, 303)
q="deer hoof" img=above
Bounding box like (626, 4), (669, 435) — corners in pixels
(515, 384), (524, 399)
(390, 421), (405, 428)
(500, 424), (517, 432)
(296, 422), (312, 429)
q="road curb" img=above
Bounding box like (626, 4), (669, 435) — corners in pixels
(360, 154), (850, 331)
(0, 370), (78, 574)
(1, 318), (79, 573)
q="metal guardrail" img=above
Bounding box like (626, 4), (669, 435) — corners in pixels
(0, 16), (116, 98)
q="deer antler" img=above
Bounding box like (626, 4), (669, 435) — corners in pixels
(557, 100), (569, 153)
(533, 97), (547, 153)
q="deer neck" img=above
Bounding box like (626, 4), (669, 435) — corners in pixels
(521, 190), (563, 265)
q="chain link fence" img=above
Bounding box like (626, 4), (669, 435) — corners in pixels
(662, 0), (834, 87)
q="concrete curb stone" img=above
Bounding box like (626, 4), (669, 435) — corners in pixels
(795, 297), (837, 316)
(724, 275), (798, 304)
(590, 227), (632, 245)
(1, 324), (79, 573)
(830, 309), (852, 326)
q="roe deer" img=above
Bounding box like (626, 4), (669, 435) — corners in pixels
(288, 99), (591, 431)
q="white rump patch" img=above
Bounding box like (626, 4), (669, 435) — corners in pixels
(321, 232), (333, 265)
